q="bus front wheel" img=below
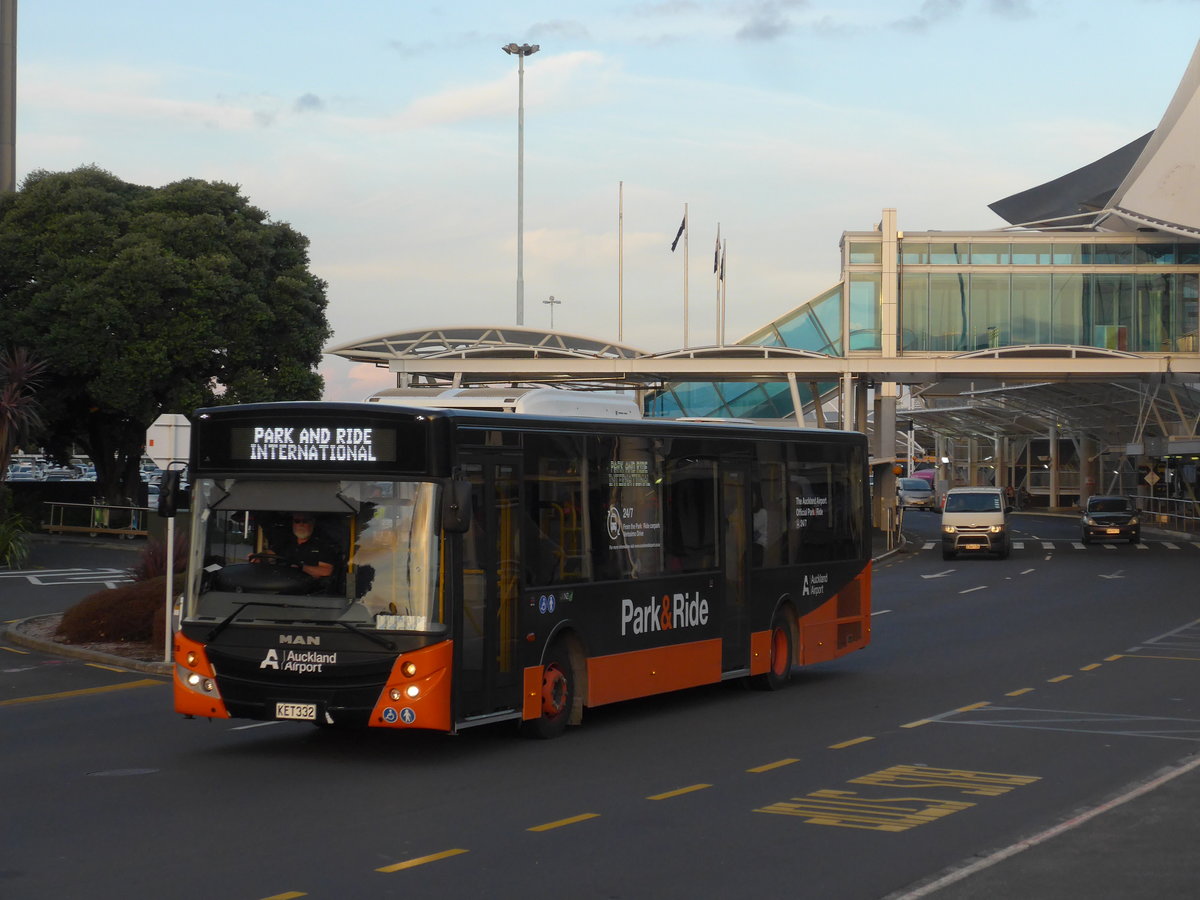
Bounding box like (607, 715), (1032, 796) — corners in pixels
(526, 641), (575, 739)
(752, 609), (794, 691)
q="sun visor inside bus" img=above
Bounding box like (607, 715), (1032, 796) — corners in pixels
(210, 480), (361, 513)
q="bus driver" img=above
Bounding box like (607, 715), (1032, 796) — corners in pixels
(268, 513), (337, 580)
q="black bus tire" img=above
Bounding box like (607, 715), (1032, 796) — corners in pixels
(751, 609), (794, 691)
(525, 640), (575, 739)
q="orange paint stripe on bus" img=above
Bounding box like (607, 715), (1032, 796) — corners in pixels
(586, 639), (722, 707)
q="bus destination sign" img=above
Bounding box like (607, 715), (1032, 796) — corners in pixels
(230, 425), (398, 464)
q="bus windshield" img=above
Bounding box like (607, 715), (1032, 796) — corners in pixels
(184, 478), (444, 632)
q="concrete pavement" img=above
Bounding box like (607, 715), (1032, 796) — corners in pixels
(6, 529), (1199, 898)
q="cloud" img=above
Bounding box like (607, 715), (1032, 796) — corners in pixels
(294, 93), (324, 113)
(890, 0), (966, 32)
(732, 1), (812, 41)
(989, 0), (1034, 17)
(400, 50), (611, 127)
(528, 20), (592, 41)
(21, 64), (264, 131)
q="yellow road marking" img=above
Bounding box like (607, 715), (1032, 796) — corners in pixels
(1048, 675), (1072, 683)
(1119, 654), (1200, 662)
(1006, 688), (1034, 696)
(748, 758), (800, 772)
(1, 645), (30, 655)
(528, 813), (599, 832)
(901, 719), (930, 728)
(956, 702), (990, 712)
(648, 784), (710, 800)
(86, 663), (130, 673)
(829, 736), (874, 749)
(260, 893), (306, 899)
(1080, 663), (1101, 671)
(377, 848), (468, 873)
(1104, 655), (1124, 661)
(0, 678), (163, 707)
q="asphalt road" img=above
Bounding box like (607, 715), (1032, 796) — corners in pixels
(2, 520), (1198, 900)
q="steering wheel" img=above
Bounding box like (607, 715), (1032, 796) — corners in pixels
(249, 552), (303, 570)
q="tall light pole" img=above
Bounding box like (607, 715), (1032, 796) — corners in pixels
(502, 42), (539, 326)
(543, 294), (561, 329)
(0, 0), (16, 194)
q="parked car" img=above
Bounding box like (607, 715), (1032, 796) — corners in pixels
(1081, 495), (1140, 544)
(897, 477), (937, 510)
(941, 486), (1011, 560)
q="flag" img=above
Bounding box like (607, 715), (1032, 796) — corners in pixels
(719, 245), (725, 281)
(670, 213), (687, 252)
(713, 227), (721, 273)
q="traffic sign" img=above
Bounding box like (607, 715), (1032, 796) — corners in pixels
(146, 414), (190, 467)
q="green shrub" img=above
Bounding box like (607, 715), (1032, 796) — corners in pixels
(0, 510), (32, 568)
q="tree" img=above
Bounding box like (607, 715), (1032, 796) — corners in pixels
(0, 166), (331, 501)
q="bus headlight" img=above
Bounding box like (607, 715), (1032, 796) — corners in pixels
(988, 525), (1004, 533)
(405, 685), (420, 699)
(942, 525), (957, 534)
(401, 661), (417, 678)
(184, 671), (217, 693)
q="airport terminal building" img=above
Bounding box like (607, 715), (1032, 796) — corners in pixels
(330, 40), (1200, 522)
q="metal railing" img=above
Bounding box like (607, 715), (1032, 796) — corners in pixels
(1134, 496), (1200, 535)
(42, 501), (150, 539)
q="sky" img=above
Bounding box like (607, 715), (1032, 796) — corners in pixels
(10, 0), (1200, 401)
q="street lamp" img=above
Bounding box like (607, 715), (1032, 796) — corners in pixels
(502, 42), (539, 326)
(543, 294), (561, 329)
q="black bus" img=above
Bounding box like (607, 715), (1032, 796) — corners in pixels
(173, 402), (871, 737)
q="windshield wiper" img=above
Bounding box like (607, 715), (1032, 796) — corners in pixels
(206, 600), (296, 642)
(206, 604), (395, 650)
(335, 620), (395, 650)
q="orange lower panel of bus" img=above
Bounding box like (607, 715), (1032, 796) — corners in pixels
(585, 639), (724, 708)
(793, 563), (872, 666)
(173, 631), (230, 719)
(368, 640), (454, 732)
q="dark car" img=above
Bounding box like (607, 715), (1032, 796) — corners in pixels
(1081, 495), (1140, 544)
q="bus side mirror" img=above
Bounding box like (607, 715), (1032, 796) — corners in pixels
(157, 470), (183, 518)
(442, 479), (472, 533)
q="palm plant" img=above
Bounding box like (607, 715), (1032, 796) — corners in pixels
(0, 347), (47, 567)
(0, 346), (48, 478)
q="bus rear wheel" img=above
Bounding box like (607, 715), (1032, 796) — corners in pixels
(525, 641), (575, 739)
(752, 609), (794, 691)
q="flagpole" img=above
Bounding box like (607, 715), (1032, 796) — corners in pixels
(715, 237), (724, 348)
(618, 181), (624, 342)
(683, 203), (689, 348)
(714, 223), (721, 346)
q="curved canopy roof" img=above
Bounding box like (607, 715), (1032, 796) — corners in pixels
(327, 326), (646, 365)
(991, 38), (1200, 237)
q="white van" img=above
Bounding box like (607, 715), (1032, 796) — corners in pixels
(940, 486), (1011, 560)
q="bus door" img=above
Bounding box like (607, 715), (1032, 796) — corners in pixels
(458, 455), (522, 720)
(721, 464), (751, 671)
